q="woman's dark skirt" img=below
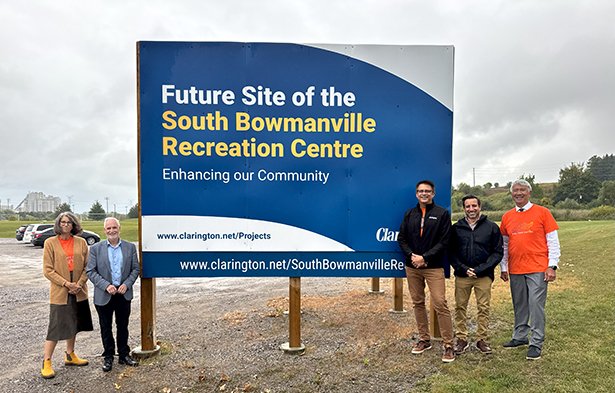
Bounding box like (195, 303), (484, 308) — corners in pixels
(46, 294), (93, 341)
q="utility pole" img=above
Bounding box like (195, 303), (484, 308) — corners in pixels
(472, 168), (476, 187)
(105, 197), (109, 215)
(67, 195), (73, 212)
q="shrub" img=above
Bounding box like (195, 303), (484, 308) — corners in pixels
(588, 205), (615, 220)
(452, 210), (507, 222)
(551, 209), (591, 221)
(463, 209), (615, 222)
(555, 198), (583, 210)
(482, 193), (512, 211)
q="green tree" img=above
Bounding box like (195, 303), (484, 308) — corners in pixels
(127, 203), (139, 219)
(555, 198), (583, 210)
(456, 182), (472, 195)
(88, 201), (106, 220)
(53, 203), (72, 217)
(452, 183), (485, 212)
(553, 163), (600, 204)
(455, 182), (484, 196)
(540, 196), (553, 207)
(518, 174), (544, 200)
(598, 180), (615, 206)
(587, 154), (615, 182)
(483, 192), (513, 211)
(451, 190), (465, 212)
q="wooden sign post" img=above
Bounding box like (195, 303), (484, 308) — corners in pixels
(280, 277), (305, 354)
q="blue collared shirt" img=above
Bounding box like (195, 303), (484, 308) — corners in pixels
(107, 240), (123, 286)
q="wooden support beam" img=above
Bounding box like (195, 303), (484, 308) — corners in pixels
(389, 277), (407, 314)
(281, 277), (305, 353)
(369, 277), (384, 294)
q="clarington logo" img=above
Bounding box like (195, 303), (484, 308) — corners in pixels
(376, 227), (399, 242)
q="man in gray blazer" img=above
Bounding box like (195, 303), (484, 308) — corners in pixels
(87, 217), (140, 372)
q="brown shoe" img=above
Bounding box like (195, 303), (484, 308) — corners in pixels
(476, 339), (493, 354)
(442, 346), (455, 363)
(411, 340), (432, 354)
(454, 338), (469, 354)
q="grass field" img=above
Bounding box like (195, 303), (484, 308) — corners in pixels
(1, 218), (139, 241)
(418, 220), (615, 393)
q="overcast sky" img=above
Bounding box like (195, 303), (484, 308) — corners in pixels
(1, 0), (613, 213)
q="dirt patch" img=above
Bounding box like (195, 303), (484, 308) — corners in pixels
(0, 239), (489, 392)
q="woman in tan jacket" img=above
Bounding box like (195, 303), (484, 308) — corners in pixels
(41, 212), (93, 379)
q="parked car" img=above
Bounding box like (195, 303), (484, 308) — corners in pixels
(23, 223), (54, 243)
(31, 227), (101, 247)
(15, 225), (28, 241)
(22, 224), (39, 243)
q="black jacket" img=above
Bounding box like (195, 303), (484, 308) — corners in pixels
(449, 215), (503, 280)
(398, 203), (451, 269)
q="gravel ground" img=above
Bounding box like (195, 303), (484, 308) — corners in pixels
(0, 238), (467, 393)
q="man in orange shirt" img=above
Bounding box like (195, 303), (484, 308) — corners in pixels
(499, 179), (560, 360)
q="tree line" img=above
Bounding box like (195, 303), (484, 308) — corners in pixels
(452, 154), (615, 215)
(1, 202), (139, 221)
(82, 201), (139, 220)
(3, 155), (613, 221)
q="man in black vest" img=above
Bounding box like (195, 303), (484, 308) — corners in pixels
(398, 180), (455, 363)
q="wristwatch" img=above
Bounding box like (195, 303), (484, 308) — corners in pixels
(548, 266), (557, 270)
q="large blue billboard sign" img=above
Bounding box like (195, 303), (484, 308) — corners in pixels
(138, 42), (454, 278)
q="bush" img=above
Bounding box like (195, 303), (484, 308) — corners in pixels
(452, 210), (507, 222)
(483, 193), (512, 211)
(551, 209), (591, 221)
(588, 205), (615, 220)
(555, 198), (583, 210)
(540, 196), (553, 207)
(458, 208), (615, 222)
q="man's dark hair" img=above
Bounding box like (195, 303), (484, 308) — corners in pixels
(462, 194), (481, 207)
(415, 179), (435, 191)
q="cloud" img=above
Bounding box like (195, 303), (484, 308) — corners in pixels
(1, 0), (613, 211)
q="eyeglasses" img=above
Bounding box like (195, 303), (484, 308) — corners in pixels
(417, 190), (433, 194)
(60, 221), (73, 225)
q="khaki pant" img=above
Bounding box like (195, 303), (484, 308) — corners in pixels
(454, 276), (493, 341)
(406, 267), (454, 346)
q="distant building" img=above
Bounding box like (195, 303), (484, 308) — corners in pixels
(14, 192), (62, 213)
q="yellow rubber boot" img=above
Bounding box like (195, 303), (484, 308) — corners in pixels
(65, 351), (89, 366)
(41, 359), (55, 379)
